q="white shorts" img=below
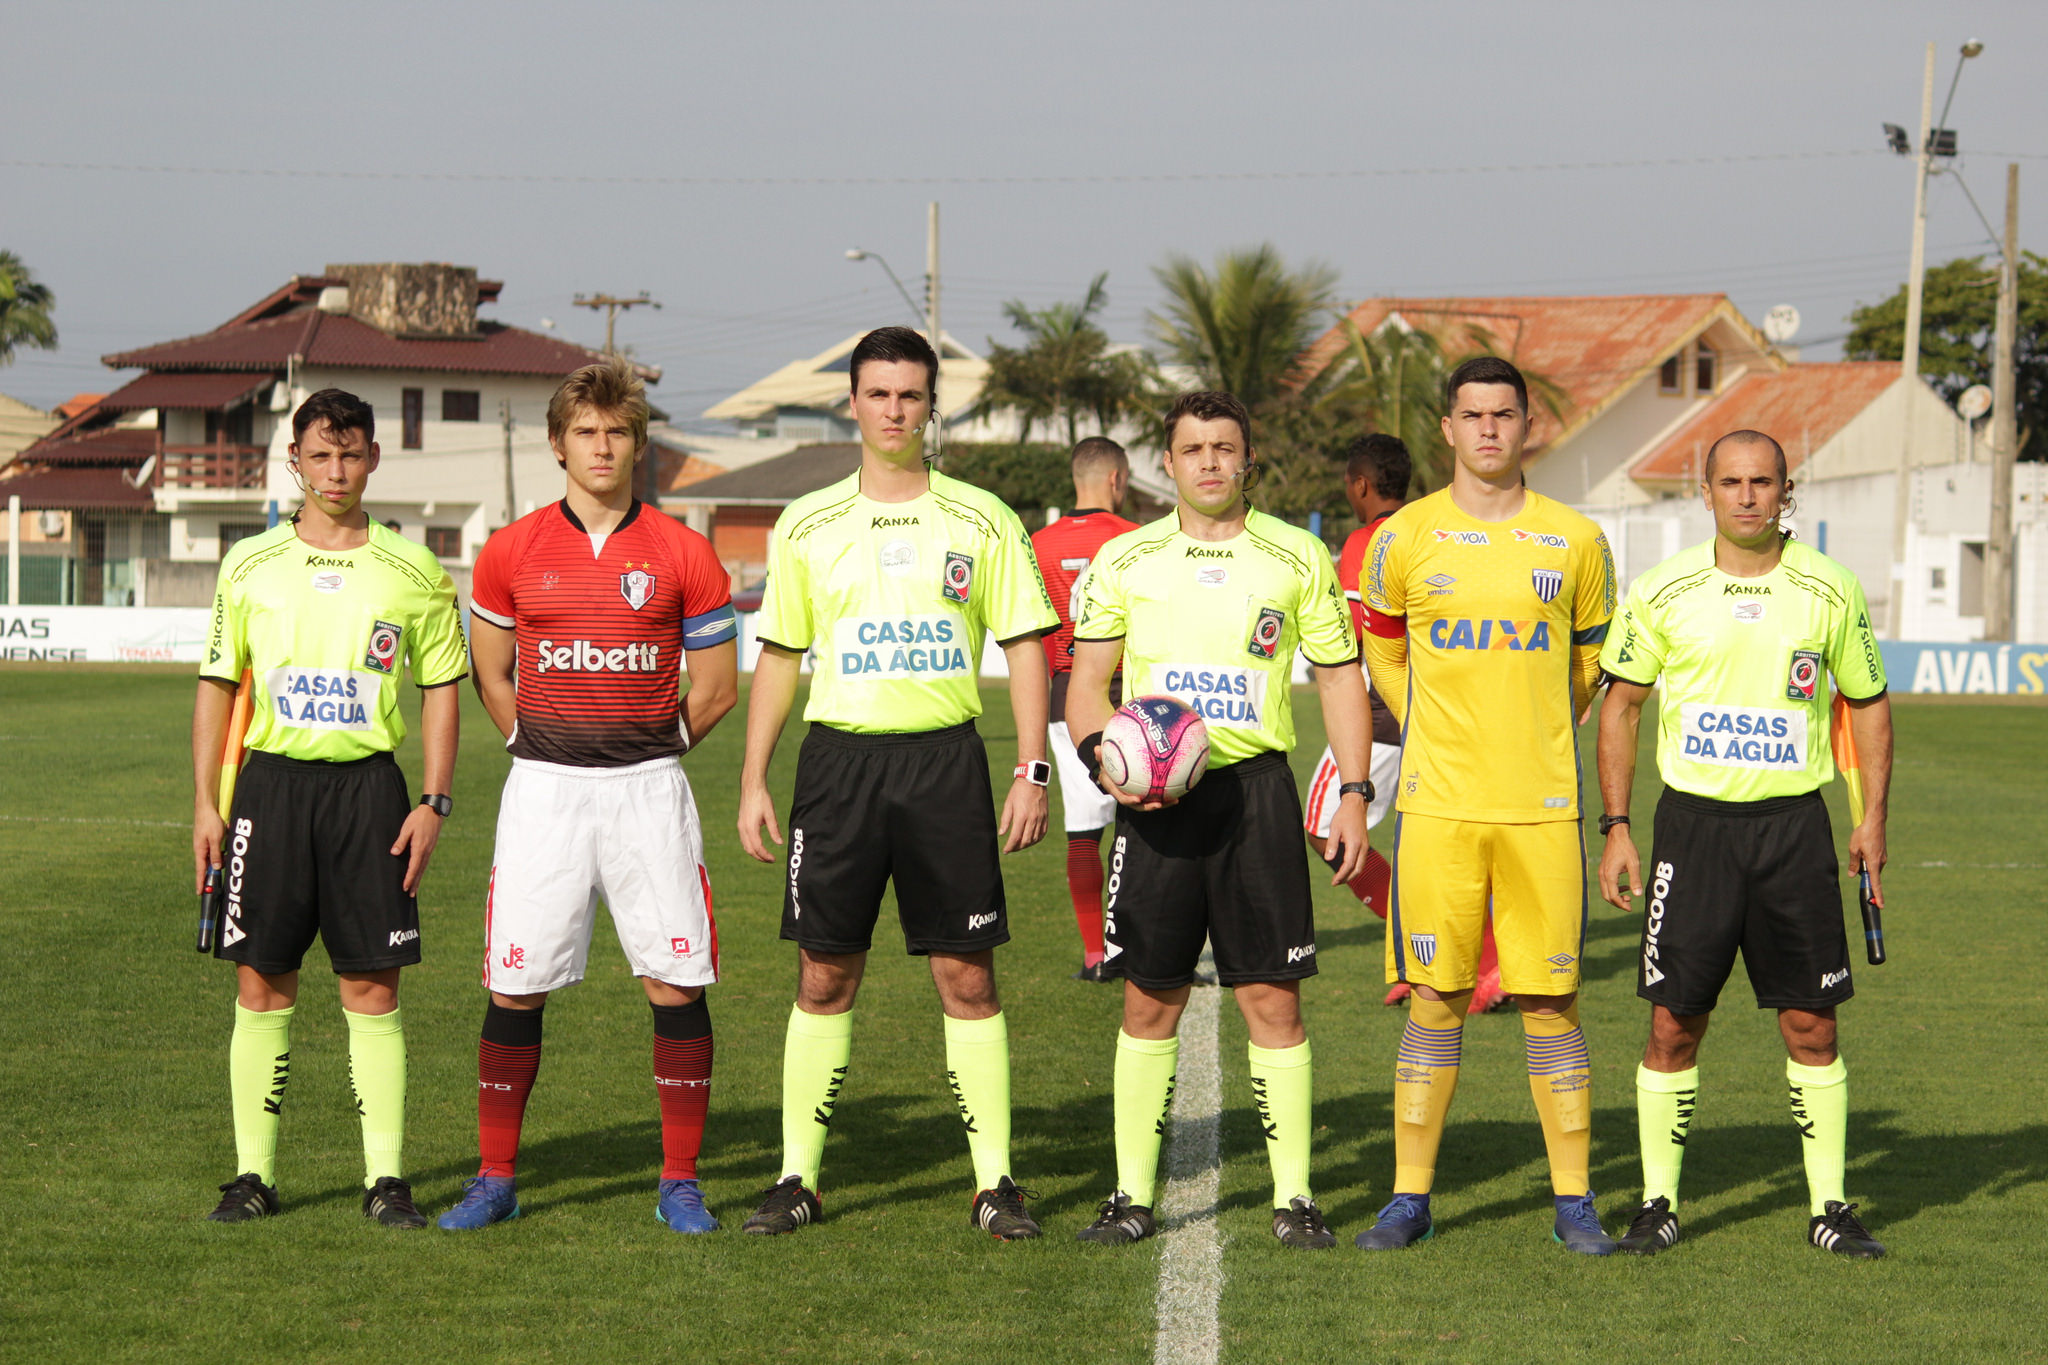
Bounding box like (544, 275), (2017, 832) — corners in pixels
(1049, 720), (1116, 833)
(1303, 741), (1401, 838)
(484, 755), (718, 994)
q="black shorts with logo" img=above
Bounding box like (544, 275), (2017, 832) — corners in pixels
(1105, 751), (1317, 990)
(1638, 786), (1853, 1015)
(781, 721), (1008, 956)
(214, 750), (421, 975)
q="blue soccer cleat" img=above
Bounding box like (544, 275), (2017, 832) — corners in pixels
(437, 1175), (521, 1230)
(1354, 1193), (1434, 1250)
(656, 1178), (719, 1234)
(1553, 1192), (1617, 1255)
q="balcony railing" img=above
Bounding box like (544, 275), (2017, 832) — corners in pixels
(157, 438), (268, 490)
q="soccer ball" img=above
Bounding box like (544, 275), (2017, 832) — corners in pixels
(1100, 696), (1210, 803)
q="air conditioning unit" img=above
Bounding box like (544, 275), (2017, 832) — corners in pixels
(38, 510), (66, 537)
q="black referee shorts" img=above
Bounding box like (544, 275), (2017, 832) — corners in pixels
(214, 750), (421, 976)
(780, 722), (1008, 957)
(1638, 786), (1853, 1016)
(1104, 751), (1317, 990)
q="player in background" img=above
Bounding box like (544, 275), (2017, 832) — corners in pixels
(1597, 430), (1892, 1258)
(737, 326), (1058, 1240)
(1031, 437), (1138, 982)
(192, 389), (466, 1226)
(1067, 391), (1374, 1249)
(436, 359), (738, 1234)
(1355, 356), (1618, 1254)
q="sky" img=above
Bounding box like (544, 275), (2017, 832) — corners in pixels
(3, 0), (2043, 422)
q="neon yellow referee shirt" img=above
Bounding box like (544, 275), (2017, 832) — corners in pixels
(201, 521), (470, 761)
(755, 468), (1058, 734)
(1073, 508), (1356, 766)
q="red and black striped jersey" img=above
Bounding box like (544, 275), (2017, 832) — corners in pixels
(1032, 509), (1138, 675)
(470, 500), (736, 767)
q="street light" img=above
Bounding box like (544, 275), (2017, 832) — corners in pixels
(844, 248), (925, 328)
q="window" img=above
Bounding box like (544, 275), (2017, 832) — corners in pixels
(1658, 355), (1682, 394)
(401, 388), (423, 449)
(1695, 339), (1717, 394)
(205, 407), (254, 445)
(425, 526), (462, 559)
(218, 523), (268, 556)
(442, 389), (481, 422)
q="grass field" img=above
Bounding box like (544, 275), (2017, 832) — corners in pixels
(3, 667), (2044, 1363)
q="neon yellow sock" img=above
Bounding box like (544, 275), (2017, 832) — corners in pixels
(229, 1004), (293, 1184)
(345, 1006), (407, 1187)
(1113, 1031), (1178, 1207)
(780, 1005), (852, 1190)
(1248, 1040), (1313, 1206)
(1392, 992), (1465, 1194)
(1524, 1003), (1592, 1197)
(943, 1012), (1012, 1192)
(1636, 1063), (1698, 1208)
(1788, 1056), (1849, 1214)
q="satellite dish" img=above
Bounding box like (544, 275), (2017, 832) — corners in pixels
(1762, 305), (1802, 344)
(1957, 384), (1993, 421)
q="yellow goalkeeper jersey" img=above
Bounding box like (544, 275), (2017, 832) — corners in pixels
(1363, 488), (1614, 823)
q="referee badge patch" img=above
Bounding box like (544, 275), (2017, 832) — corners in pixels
(1409, 932), (1437, 967)
(620, 567), (656, 611)
(364, 620), (403, 674)
(1786, 648), (1822, 700)
(1531, 568), (1563, 603)
(942, 551), (974, 604)
(1247, 606), (1285, 660)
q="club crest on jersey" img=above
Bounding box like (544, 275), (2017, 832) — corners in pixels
(1409, 933), (1437, 966)
(620, 568), (656, 611)
(942, 551), (973, 604)
(1531, 568), (1563, 603)
(1786, 648), (1822, 700)
(364, 620), (402, 674)
(1247, 606), (1285, 660)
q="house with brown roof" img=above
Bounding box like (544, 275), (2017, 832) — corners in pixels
(4, 263), (694, 604)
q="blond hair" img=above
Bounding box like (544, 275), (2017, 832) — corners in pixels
(548, 357), (649, 451)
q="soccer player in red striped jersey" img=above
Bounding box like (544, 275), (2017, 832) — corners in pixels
(438, 359), (740, 1234)
(1030, 438), (1137, 982)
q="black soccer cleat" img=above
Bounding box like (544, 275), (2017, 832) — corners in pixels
(361, 1176), (429, 1229)
(741, 1175), (822, 1235)
(1272, 1196), (1337, 1249)
(1076, 1192), (1156, 1245)
(1808, 1200), (1886, 1259)
(1072, 959), (1125, 983)
(207, 1172), (279, 1223)
(971, 1177), (1042, 1240)
(1617, 1196), (1681, 1255)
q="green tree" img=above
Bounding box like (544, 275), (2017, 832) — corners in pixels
(1845, 252), (2048, 459)
(936, 441), (1075, 521)
(1150, 245), (1337, 410)
(0, 251), (59, 367)
(980, 273), (1159, 446)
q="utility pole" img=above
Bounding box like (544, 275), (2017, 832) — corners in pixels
(923, 201), (944, 461)
(1985, 163), (2021, 641)
(1886, 40), (1937, 639)
(573, 292), (661, 354)
(500, 398), (517, 530)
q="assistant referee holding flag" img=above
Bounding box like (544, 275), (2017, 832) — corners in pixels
(193, 389), (467, 1226)
(1597, 429), (1892, 1258)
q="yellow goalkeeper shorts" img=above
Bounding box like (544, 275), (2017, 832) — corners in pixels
(1386, 813), (1587, 995)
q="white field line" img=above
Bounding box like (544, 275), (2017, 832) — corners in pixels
(1153, 958), (1223, 1365)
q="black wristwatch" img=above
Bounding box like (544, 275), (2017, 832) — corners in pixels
(1598, 813), (1630, 835)
(1339, 780), (1375, 803)
(419, 793), (453, 818)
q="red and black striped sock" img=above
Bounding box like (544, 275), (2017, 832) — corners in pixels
(652, 997), (713, 1182)
(477, 1001), (543, 1179)
(1066, 831), (1107, 965)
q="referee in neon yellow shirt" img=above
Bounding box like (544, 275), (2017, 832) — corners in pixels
(1597, 429), (1892, 1258)
(191, 389), (468, 1227)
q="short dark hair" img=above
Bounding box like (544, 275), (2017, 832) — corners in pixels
(292, 388), (375, 445)
(1162, 390), (1253, 451)
(849, 325), (939, 396)
(1444, 356), (1528, 415)
(1070, 436), (1127, 478)
(1345, 433), (1411, 501)
(1704, 428), (1787, 482)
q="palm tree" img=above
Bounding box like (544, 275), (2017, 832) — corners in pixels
(1149, 246), (1337, 410)
(981, 273), (1156, 445)
(0, 251), (58, 367)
